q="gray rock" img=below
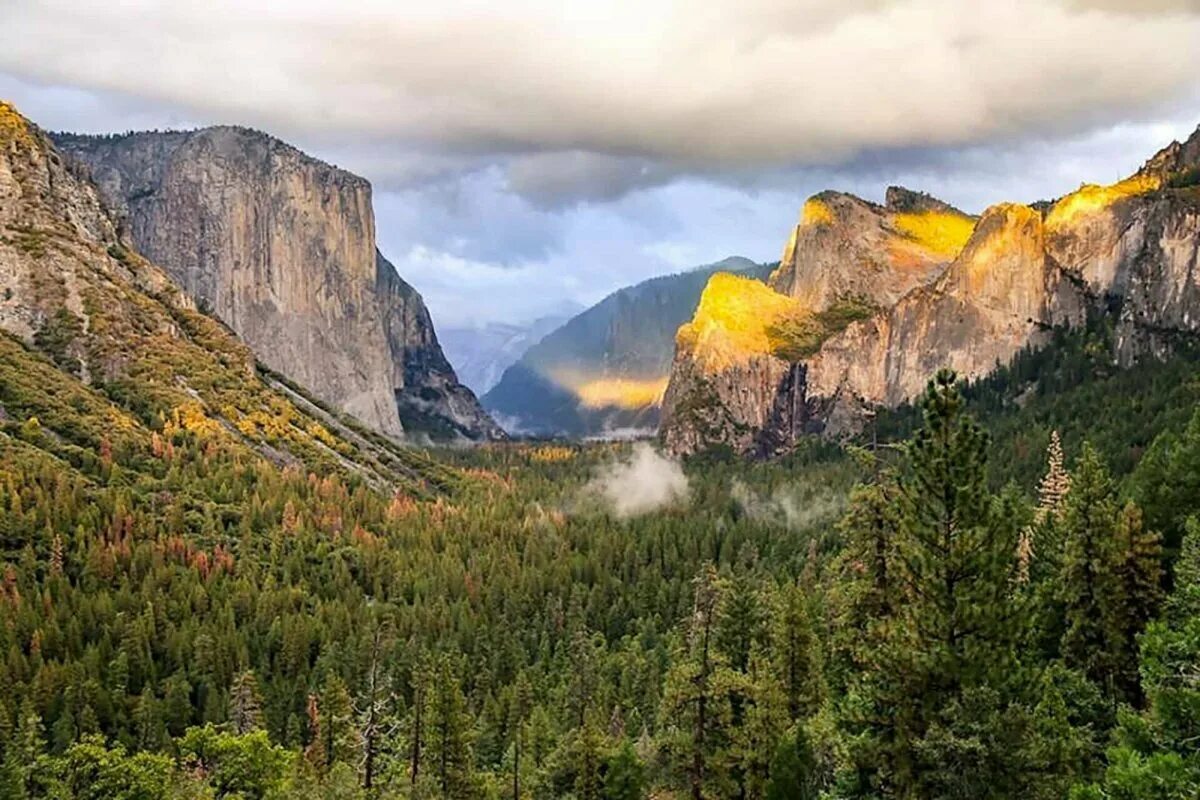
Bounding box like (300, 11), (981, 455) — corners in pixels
(53, 127), (503, 442)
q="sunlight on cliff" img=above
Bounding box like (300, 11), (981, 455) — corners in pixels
(677, 272), (804, 372)
(893, 210), (976, 258)
(801, 198), (835, 227)
(957, 204), (1042, 295)
(576, 377), (669, 409)
(1046, 174), (1160, 228)
(0, 101), (34, 148)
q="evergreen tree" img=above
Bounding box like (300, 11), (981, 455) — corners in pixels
(603, 739), (646, 800)
(1073, 518), (1200, 798)
(426, 655), (476, 799)
(322, 674), (359, 768)
(841, 370), (1030, 798)
(229, 671), (265, 734)
(659, 564), (737, 800)
(765, 725), (817, 800)
(770, 582), (822, 724)
(1111, 502), (1163, 702)
(1058, 444), (1122, 693)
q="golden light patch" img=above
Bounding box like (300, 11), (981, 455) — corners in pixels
(893, 211), (976, 258)
(1046, 175), (1160, 229)
(576, 377), (669, 409)
(801, 198), (835, 227)
(0, 101), (33, 148)
(677, 272), (805, 371)
(529, 445), (576, 463)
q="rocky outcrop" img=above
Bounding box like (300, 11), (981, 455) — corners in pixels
(52, 127), (503, 441)
(661, 127), (1200, 457)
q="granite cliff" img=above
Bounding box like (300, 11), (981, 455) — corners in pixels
(661, 128), (1200, 457)
(0, 100), (459, 493)
(52, 127), (502, 442)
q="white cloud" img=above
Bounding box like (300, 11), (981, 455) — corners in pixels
(584, 443), (689, 518)
(3, 0), (1198, 175)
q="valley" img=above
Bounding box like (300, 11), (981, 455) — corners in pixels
(3, 86), (1200, 800)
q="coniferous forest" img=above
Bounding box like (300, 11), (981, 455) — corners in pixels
(3, 315), (1200, 800)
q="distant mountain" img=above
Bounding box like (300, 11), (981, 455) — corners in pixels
(483, 257), (771, 437)
(440, 305), (581, 396)
(51, 126), (503, 442)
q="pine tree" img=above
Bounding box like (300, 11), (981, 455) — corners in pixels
(1075, 517), (1200, 797)
(304, 693), (327, 775)
(716, 573), (766, 674)
(229, 670), (265, 734)
(134, 687), (166, 751)
(322, 674), (359, 768)
(770, 582), (822, 724)
(765, 725), (817, 800)
(1168, 517), (1200, 622)
(574, 724), (604, 800)
(659, 564), (737, 800)
(1111, 501), (1163, 702)
(426, 654), (476, 799)
(603, 739), (646, 800)
(842, 370), (1030, 799)
(357, 623), (397, 790)
(1037, 430), (1071, 517)
(1017, 430), (1071, 585)
(510, 671), (533, 800)
(1058, 443), (1122, 692)
(729, 649), (790, 800)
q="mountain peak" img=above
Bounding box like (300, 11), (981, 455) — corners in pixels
(1137, 122), (1200, 181)
(885, 185), (967, 216)
(0, 100), (35, 148)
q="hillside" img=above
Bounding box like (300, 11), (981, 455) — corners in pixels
(0, 102), (460, 499)
(484, 256), (770, 436)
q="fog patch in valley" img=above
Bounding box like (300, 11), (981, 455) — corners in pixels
(580, 442), (689, 518)
(730, 477), (843, 531)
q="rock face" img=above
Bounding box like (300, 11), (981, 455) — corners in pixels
(661, 127), (1200, 457)
(485, 256), (768, 437)
(52, 127), (503, 442)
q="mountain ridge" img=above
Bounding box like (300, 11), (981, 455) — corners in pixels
(660, 125), (1200, 457)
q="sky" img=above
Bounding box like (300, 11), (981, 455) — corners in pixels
(2, 0), (1200, 328)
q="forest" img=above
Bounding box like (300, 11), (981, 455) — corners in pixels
(2, 319), (1200, 800)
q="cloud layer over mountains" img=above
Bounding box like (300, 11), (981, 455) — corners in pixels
(4, 0), (1199, 326)
(5, 0), (1200, 201)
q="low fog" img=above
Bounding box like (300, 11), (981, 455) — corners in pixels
(584, 443), (690, 518)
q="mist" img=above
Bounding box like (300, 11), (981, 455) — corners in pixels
(584, 443), (689, 518)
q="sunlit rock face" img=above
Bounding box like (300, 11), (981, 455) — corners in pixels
(661, 126), (1200, 457)
(659, 274), (805, 456)
(771, 187), (975, 309)
(53, 128), (502, 441)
